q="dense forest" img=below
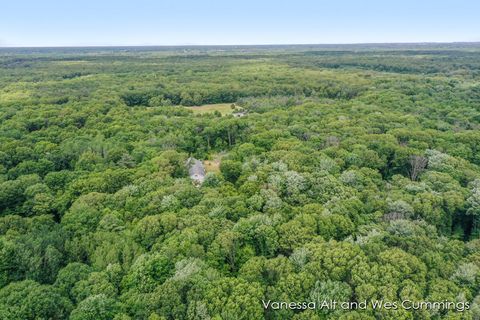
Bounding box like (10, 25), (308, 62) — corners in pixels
(1, 44), (480, 319)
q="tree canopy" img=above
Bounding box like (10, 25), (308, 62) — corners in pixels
(1, 44), (480, 319)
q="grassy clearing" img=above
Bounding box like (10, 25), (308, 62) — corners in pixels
(203, 153), (224, 174)
(186, 103), (237, 115)
(204, 159), (221, 174)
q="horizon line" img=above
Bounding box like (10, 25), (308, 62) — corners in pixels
(1, 41), (480, 49)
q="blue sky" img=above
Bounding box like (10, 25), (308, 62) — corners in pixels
(1, 0), (479, 46)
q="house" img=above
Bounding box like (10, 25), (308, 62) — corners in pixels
(187, 157), (206, 184)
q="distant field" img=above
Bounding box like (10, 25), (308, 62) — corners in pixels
(186, 103), (236, 115)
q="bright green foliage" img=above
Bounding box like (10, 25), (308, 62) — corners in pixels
(1, 45), (480, 319)
(70, 294), (119, 320)
(0, 280), (72, 319)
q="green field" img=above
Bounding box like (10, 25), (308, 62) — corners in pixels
(186, 103), (237, 115)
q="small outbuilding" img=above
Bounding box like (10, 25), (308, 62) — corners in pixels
(187, 157), (206, 184)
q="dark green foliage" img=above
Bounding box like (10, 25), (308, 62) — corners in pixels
(0, 280), (72, 320)
(121, 92), (151, 107)
(1, 45), (480, 319)
(220, 160), (242, 183)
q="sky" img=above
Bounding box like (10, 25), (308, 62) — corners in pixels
(1, 0), (479, 47)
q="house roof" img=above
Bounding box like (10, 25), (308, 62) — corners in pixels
(188, 157), (205, 179)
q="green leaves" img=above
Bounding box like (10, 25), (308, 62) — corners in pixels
(122, 253), (174, 293)
(220, 160), (242, 183)
(0, 280), (72, 320)
(70, 294), (119, 320)
(2, 46), (480, 319)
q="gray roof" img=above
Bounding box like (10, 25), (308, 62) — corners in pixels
(187, 158), (205, 183)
